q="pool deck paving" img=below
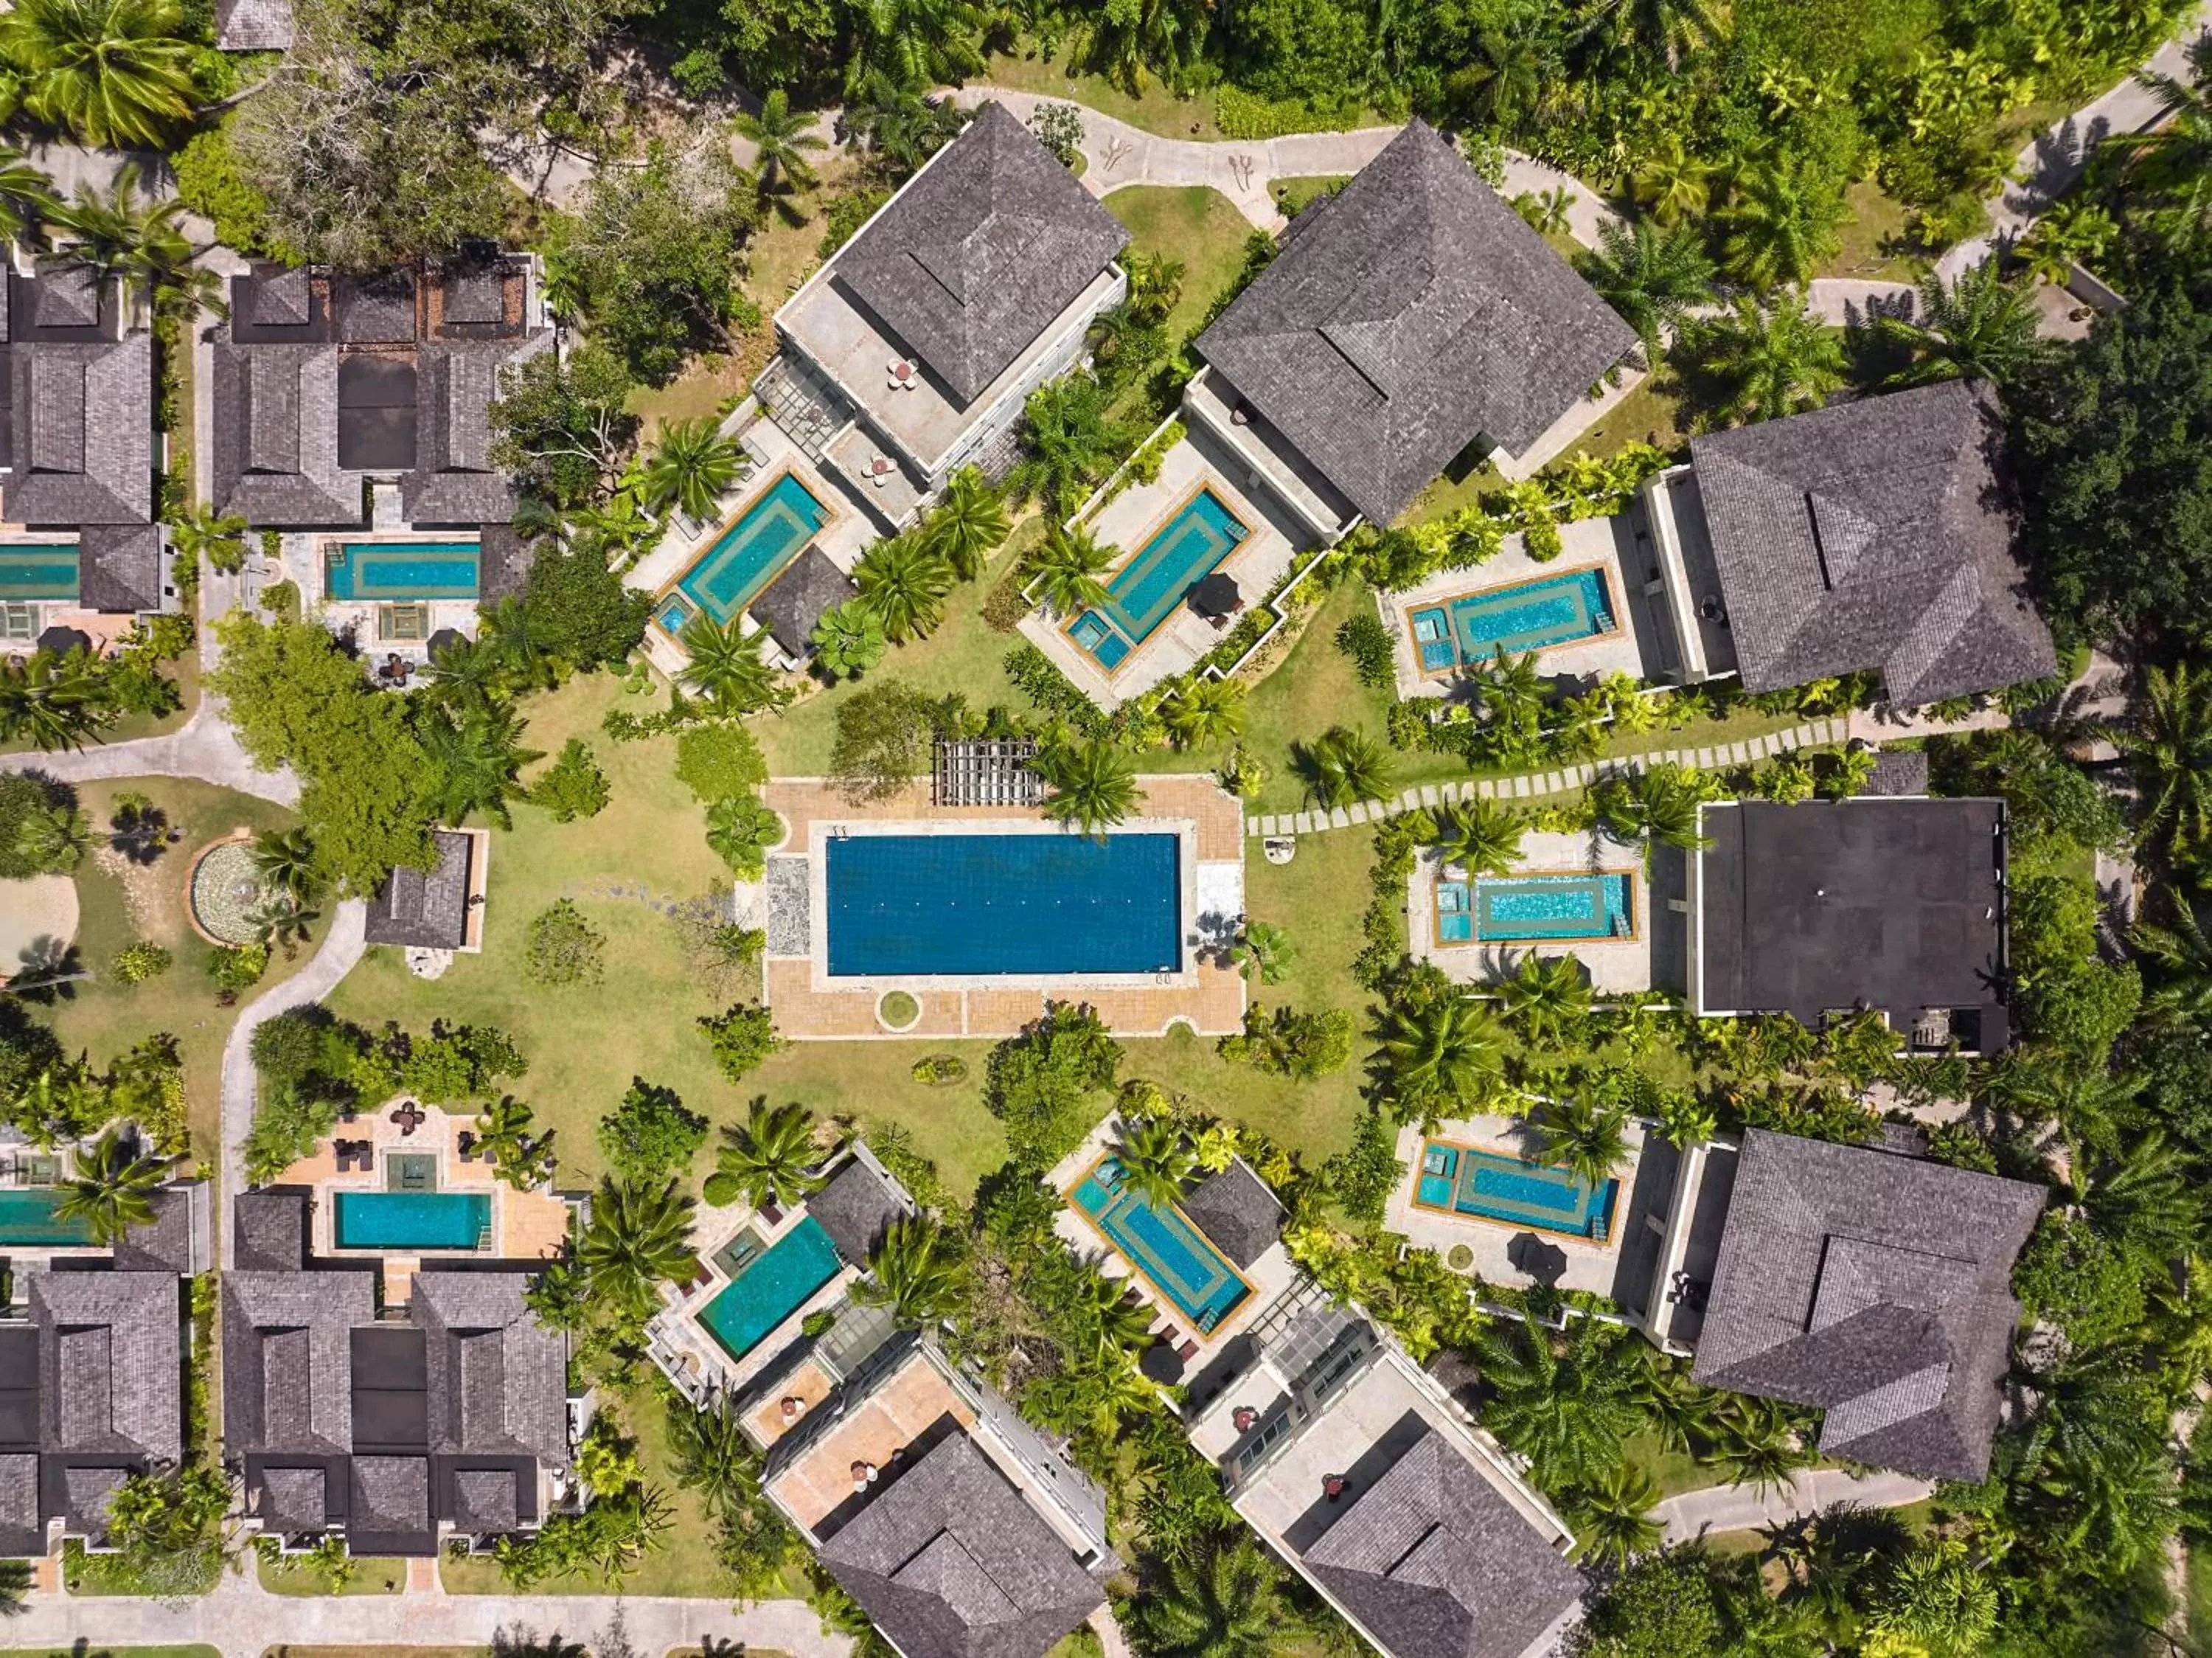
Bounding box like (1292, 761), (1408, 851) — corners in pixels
(1410, 836), (1655, 994)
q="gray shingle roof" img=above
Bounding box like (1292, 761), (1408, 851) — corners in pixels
(833, 101), (1129, 406)
(1179, 1160), (1284, 1271)
(1861, 750), (1931, 798)
(807, 1149), (915, 1269)
(753, 545), (859, 660)
(222, 1268), (378, 1457)
(1691, 1128), (2045, 1480)
(333, 273), (419, 344)
(0, 318), (153, 527)
(233, 1189), (310, 1272)
(0, 1454), (39, 1555)
(77, 524), (164, 614)
(60, 1464), (126, 1539)
(215, 0), (292, 50)
(451, 1467), (520, 1533)
(1688, 381), (2058, 706)
(209, 343), (362, 525)
(411, 1271), (568, 1470)
(257, 1464), (331, 1533)
(364, 830), (473, 950)
(818, 1432), (1105, 1658)
(1196, 121), (1633, 524)
(350, 1454), (431, 1533)
(397, 335), (548, 527)
(29, 1272), (180, 1463)
(114, 1181), (209, 1274)
(478, 524), (534, 603)
(1301, 1427), (1583, 1658)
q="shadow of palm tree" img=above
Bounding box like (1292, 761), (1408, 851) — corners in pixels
(8, 938), (84, 1004)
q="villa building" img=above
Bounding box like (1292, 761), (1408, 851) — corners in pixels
(361, 828), (490, 957)
(1688, 1128), (2045, 1480)
(206, 249), (549, 671)
(0, 262), (173, 648)
(1689, 795), (2014, 1053)
(0, 1173), (208, 1557)
(223, 1187), (579, 1554)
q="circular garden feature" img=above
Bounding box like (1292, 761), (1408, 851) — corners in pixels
(187, 838), (272, 946)
(876, 990), (922, 1033)
(1447, 1244), (1474, 1272)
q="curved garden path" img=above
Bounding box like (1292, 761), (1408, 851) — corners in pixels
(0, 697), (299, 808)
(1658, 1466), (1934, 1544)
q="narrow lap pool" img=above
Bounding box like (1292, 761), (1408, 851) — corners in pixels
(334, 1190), (490, 1250)
(0, 544), (80, 602)
(1472, 871), (1634, 942)
(326, 542), (483, 602)
(1414, 1141), (1616, 1241)
(0, 1188), (92, 1246)
(824, 832), (1181, 978)
(697, 1215), (841, 1363)
(1410, 564), (1616, 672)
(677, 473), (829, 625)
(1069, 489), (1248, 669)
(1068, 1158), (1246, 1332)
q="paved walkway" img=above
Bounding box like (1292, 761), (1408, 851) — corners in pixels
(0, 1569), (848, 1658)
(1658, 1466), (1934, 1543)
(0, 698), (301, 808)
(218, 899), (367, 1263)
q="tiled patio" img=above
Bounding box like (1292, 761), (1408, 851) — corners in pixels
(763, 1349), (978, 1533)
(1407, 833), (1658, 995)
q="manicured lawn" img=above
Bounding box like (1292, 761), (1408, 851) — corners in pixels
(1102, 185), (1256, 347)
(1624, 1428), (1717, 1499)
(38, 777), (302, 1158)
(257, 1553), (405, 1595)
(1821, 179), (1920, 282)
(1271, 176), (1348, 216)
(983, 48), (1228, 140)
(0, 650), (202, 757)
(1569, 375), (1691, 462)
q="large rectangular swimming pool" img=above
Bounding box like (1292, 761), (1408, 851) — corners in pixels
(824, 832), (1182, 978)
(1068, 1157), (1247, 1332)
(1410, 564), (1616, 672)
(676, 472), (830, 625)
(0, 1188), (92, 1246)
(0, 544), (80, 602)
(1070, 489), (1248, 670)
(326, 541), (483, 602)
(333, 1190), (490, 1250)
(697, 1215), (841, 1363)
(1413, 1141), (1616, 1241)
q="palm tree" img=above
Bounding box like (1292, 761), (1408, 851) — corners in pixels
(0, 146), (58, 246)
(0, 647), (105, 751)
(1534, 1092), (1632, 1190)
(1992, 1053), (2140, 1169)
(845, 0), (985, 95)
(852, 1215), (968, 1329)
(1630, 136), (1713, 227)
(13, 800), (93, 873)
(243, 892), (317, 959)
(1865, 1541), (2000, 1658)
(1124, 252), (1185, 325)
(1764, 1502), (1909, 1622)
(1134, 1533), (1278, 1658)
(1577, 0), (1719, 66)
(1717, 147), (1843, 291)
(0, 0), (198, 149)
(843, 66), (968, 174)
(1690, 292), (1845, 426)
(1116, 1117), (1194, 1210)
(2119, 661), (2212, 874)
(918, 467), (1010, 581)
(473, 1095), (549, 1187)
(1084, 0), (1207, 94)
(1161, 677), (1243, 749)
(734, 88), (827, 223)
(1380, 999), (1506, 1111)
(1237, 920), (1295, 985)
(1065, 1269), (1155, 1359)
(53, 1125), (165, 1246)
(421, 633), (508, 710)
(577, 1177), (698, 1323)
(1503, 954), (1592, 1048)
(248, 827), (323, 906)
(1039, 740), (1141, 837)
(677, 614), (790, 716)
(1569, 1463), (1662, 1568)
(49, 164), (192, 291)
(639, 418), (745, 523)
(1031, 525), (1114, 620)
(1006, 374), (1126, 516)
(712, 1099), (821, 1210)
(1300, 726), (1394, 808)
(1598, 763), (1711, 853)
(2123, 35), (2212, 249)
(1434, 798), (1524, 878)
(1579, 218), (1714, 368)
(667, 1392), (761, 1521)
(416, 701), (543, 830)
(1699, 1395), (1813, 1493)
(2133, 899), (2212, 1030)
(1872, 260), (2048, 388)
(1475, 1309), (1649, 1490)
(705, 795), (784, 872)
(810, 600), (886, 679)
(478, 595), (559, 693)
(853, 535), (955, 641)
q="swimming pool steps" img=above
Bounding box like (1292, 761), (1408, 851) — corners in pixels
(1245, 715), (1851, 838)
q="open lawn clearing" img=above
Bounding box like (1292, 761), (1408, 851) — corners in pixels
(626, 344), (771, 437)
(1102, 185), (1254, 347)
(257, 1554), (405, 1595)
(1822, 180), (1919, 282)
(1624, 1428), (1717, 1499)
(1270, 176), (1348, 216)
(982, 50), (1228, 140)
(40, 777), (301, 1158)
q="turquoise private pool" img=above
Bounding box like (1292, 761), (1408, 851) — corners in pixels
(325, 541), (483, 602)
(1068, 488), (1248, 670)
(1435, 871), (1635, 943)
(1414, 1141), (1616, 1241)
(0, 544), (80, 602)
(1410, 564), (1617, 672)
(333, 1190), (491, 1251)
(1068, 1156), (1248, 1333)
(654, 592), (696, 638)
(697, 1215), (841, 1364)
(675, 472), (830, 625)
(0, 1188), (93, 1246)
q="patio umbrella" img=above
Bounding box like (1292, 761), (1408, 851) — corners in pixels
(34, 626), (91, 657)
(1189, 572), (1241, 618)
(425, 628), (467, 660)
(1507, 1231), (1569, 1287)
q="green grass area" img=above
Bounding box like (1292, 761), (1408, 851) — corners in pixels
(982, 49), (1226, 140)
(2191, 1546), (2212, 1653)
(257, 1553), (405, 1595)
(1103, 184), (1256, 347)
(21, 1649), (222, 1658)
(1822, 179), (1921, 282)
(0, 650), (202, 758)
(62, 1538), (221, 1597)
(40, 777), (302, 1158)
(1624, 1428), (1719, 1499)
(1271, 176), (1349, 216)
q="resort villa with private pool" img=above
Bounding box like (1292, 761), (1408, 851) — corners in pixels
(1410, 827), (1665, 996)
(755, 772), (1250, 1039)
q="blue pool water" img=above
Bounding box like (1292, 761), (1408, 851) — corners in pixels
(326, 542), (483, 601)
(655, 592), (696, 637)
(1472, 872), (1634, 941)
(678, 473), (829, 624)
(1071, 490), (1248, 667)
(824, 833), (1181, 978)
(0, 544), (80, 601)
(697, 1215), (841, 1362)
(333, 1190), (490, 1250)
(1412, 565), (1616, 671)
(1414, 1142), (1615, 1240)
(0, 1188), (92, 1246)
(1069, 1159), (1247, 1331)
